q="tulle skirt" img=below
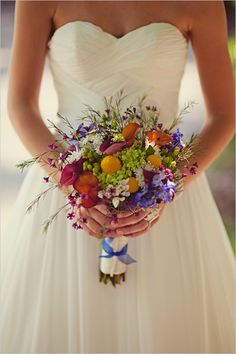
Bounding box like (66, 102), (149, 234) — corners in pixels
(0, 162), (235, 353)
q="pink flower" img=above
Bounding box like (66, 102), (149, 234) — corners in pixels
(60, 158), (86, 186)
(99, 137), (112, 153)
(103, 141), (127, 154)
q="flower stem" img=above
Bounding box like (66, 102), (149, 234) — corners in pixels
(99, 270), (126, 287)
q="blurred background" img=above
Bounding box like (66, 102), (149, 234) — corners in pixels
(0, 1), (235, 252)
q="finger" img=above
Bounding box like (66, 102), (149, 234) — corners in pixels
(93, 204), (112, 216)
(78, 206), (119, 237)
(87, 207), (110, 227)
(83, 216), (104, 235)
(125, 216), (161, 238)
(150, 215), (160, 227)
(116, 210), (137, 218)
(79, 220), (102, 238)
(126, 226), (150, 238)
(115, 219), (150, 235)
(110, 209), (150, 229)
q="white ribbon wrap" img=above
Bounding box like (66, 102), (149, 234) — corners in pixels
(99, 236), (129, 277)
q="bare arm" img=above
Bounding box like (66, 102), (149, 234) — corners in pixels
(7, 1), (63, 181)
(111, 2), (235, 236)
(182, 1), (235, 187)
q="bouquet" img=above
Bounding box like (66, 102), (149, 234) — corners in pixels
(17, 89), (199, 286)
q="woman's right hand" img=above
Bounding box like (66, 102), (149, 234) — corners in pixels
(76, 204), (152, 239)
(75, 204), (119, 238)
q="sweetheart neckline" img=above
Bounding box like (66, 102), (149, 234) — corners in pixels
(48, 20), (189, 46)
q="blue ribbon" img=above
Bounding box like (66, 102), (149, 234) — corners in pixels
(99, 238), (136, 265)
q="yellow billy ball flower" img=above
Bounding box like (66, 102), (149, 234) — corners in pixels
(101, 155), (121, 173)
(127, 177), (139, 193)
(146, 155), (162, 168)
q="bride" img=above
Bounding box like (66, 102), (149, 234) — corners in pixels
(1, 1), (235, 353)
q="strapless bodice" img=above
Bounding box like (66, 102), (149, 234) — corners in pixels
(47, 20), (188, 129)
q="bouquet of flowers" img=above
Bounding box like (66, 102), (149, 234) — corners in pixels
(17, 89), (199, 286)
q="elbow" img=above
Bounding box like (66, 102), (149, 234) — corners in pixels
(7, 93), (38, 124)
(207, 110), (235, 130)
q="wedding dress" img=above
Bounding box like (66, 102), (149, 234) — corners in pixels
(1, 21), (235, 353)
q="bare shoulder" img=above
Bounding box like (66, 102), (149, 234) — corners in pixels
(14, 0), (57, 34)
(15, 0), (56, 18)
(13, 0), (60, 47)
(184, 0), (227, 33)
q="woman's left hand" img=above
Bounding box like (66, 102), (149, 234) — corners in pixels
(106, 202), (166, 238)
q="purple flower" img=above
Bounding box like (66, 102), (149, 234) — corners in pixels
(68, 145), (77, 152)
(67, 211), (75, 220)
(189, 166), (197, 175)
(47, 158), (56, 168)
(156, 180), (176, 202)
(143, 169), (157, 186)
(129, 185), (154, 207)
(68, 195), (77, 207)
(152, 172), (166, 187)
(72, 222), (82, 230)
(108, 186), (116, 194)
(59, 151), (71, 161)
(172, 129), (183, 144)
(75, 123), (95, 139)
(63, 133), (69, 140)
(99, 136), (113, 153)
(43, 177), (49, 183)
(164, 128), (184, 152)
(48, 143), (57, 151)
(76, 123), (88, 138)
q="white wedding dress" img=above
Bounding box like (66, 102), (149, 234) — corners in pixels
(1, 21), (235, 353)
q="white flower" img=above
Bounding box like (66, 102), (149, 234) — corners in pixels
(135, 167), (145, 188)
(112, 197), (122, 208)
(81, 133), (104, 155)
(145, 137), (161, 155)
(98, 180), (130, 205)
(66, 150), (82, 163)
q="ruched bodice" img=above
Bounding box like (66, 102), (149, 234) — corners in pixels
(47, 21), (188, 128)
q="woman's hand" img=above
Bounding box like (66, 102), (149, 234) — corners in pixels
(76, 203), (166, 239)
(107, 202), (166, 238)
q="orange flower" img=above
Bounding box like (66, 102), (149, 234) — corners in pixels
(145, 130), (173, 146)
(122, 123), (140, 146)
(73, 172), (99, 208)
